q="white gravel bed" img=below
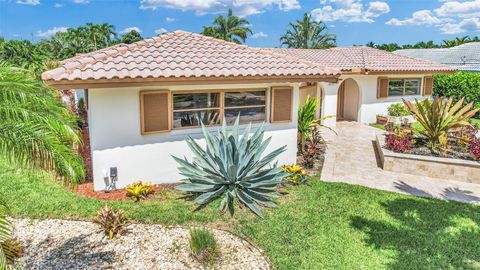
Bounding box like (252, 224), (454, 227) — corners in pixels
(11, 218), (270, 270)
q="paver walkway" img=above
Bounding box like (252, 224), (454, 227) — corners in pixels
(320, 121), (480, 204)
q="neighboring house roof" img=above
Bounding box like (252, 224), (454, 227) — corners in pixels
(268, 46), (455, 73)
(42, 31), (340, 87)
(394, 42), (480, 72)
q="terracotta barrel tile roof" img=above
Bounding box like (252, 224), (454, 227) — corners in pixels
(42, 31), (340, 84)
(268, 46), (456, 73)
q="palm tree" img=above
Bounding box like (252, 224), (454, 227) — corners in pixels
(280, 13), (336, 49)
(0, 201), (13, 269)
(200, 9), (252, 44)
(443, 36), (472, 47)
(0, 65), (85, 185)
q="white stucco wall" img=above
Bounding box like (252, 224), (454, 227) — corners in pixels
(319, 74), (431, 126)
(88, 83), (300, 191)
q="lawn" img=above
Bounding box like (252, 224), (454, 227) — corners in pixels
(1, 159), (480, 269)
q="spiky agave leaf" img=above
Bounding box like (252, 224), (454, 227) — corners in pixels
(173, 116), (287, 217)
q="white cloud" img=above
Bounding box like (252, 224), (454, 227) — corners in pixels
(165, 17), (176, 22)
(155, 28), (168, 34)
(386, 10), (447, 26)
(435, 0), (480, 18)
(36, 26), (68, 37)
(311, 0), (389, 23)
(73, 0), (90, 3)
(386, 0), (480, 34)
(54, 3), (63, 7)
(251, 32), (268, 38)
(16, 0), (40, 5)
(140, 0), (300, 16)
(441, 17), (480, 33)
(121, 27), (142, 34)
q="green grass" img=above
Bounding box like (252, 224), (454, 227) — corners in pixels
(1, 160), (480, 269)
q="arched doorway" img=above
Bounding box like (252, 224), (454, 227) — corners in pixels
(337, 78), (360, 121)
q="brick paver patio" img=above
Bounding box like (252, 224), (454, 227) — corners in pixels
(320, 121), (480, 204)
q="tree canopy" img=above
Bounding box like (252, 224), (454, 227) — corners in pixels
(200, 9), (252, 44)
(280, 13), (336, 49)
(365, 35), (480, 52)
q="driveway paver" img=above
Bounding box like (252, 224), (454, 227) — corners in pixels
(320, 121), (480, 204)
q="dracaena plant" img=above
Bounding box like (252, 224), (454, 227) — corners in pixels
(403, 96), (479, 152)
(173, 116), (288, 217)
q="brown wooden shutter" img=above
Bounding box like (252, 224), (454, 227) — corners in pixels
(377, 77), (389, 98)
(423, 76), (433, 96)
(271, 86), (293, 123)
(140, 90), (170, 134)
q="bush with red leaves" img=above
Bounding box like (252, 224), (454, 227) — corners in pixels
(385, 133), (412, 153)
(469, 138), (480, 160)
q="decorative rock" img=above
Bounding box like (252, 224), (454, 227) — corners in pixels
(11, 218), (270, 270)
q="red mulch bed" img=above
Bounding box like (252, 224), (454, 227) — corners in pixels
(74, 182), (177, 201)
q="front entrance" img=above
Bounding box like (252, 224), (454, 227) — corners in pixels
(336, 78), (360, 122)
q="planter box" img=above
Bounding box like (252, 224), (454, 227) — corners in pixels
(375, 134), (480, 184)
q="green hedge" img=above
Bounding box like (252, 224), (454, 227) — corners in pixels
(433, 71), (480, 110)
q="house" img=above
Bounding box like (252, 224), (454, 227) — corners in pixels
(269, 47), (455, 125)
(394, 42), (480, 72)
(42, 31), (454, 190)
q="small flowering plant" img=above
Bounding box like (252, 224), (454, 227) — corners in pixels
(189, 228), (220, 266)
(281, 164), (309, 185)
(469, 138), (480, 160)
(385, 128), (413, 153)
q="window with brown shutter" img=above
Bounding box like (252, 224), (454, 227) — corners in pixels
(271, 86), (293, 123)
(377, 77), (389, 98)
(140, 90), (171, 134)
(423, 76), (433, 96)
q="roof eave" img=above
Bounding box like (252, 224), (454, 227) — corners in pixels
(43, 74), (341, 90)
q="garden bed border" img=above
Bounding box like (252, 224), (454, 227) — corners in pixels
(375, 134), (480, 184)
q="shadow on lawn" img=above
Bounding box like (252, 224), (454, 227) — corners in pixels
(351, 197), (480, 269)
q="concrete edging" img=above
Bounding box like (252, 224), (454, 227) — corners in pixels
(375, 134), (480, 183)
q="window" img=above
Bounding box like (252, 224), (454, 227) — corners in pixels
(171, 89), (267, 129)
(172, 92), (221, 129)
(224, 91), (266, 125)
(388, 79), (421, 96)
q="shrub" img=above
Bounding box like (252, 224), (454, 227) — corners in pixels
(434, 72), (480, 112)
(126, 181), (154, 202)
(189, 228), (220, 266)
(385, 129), (413, 153)
(302, 125), (325, 168)
(403, 96), (479, 151)
(281, 165), (308, 185)
(94, 205), (129, 239)
(298, 96), (319, 151)
(469, 138), (480, 160)
(173, 116), (287, 217)
(1, 239), (23, 265)
(0, 202), (13, 269)
(387, 103), (410, 117)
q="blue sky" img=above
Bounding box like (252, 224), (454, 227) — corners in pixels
(1, 0), (479, 47)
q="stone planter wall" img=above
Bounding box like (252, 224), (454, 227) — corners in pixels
(375, 134), (480, 184)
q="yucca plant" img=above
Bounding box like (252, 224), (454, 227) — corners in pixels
(0, 201), (13, 269)
(173, 116), (288, 217)
(403, 97), (479, 152)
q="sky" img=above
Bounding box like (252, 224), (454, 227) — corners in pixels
(0, 0), (479, 47)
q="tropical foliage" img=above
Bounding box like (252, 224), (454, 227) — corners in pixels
(173, 116), (287, 217)
(0, 201), (13, 269)
(281, 165), (308, 185)
(126, 181), (154, 202)
(280, 13), (336, 49)
(118, 30), (144, 44)
(200, 9), (252, 44)
(297, 96), (319, 151)
(0, 65), (85, 185)
(365, 35), (480, 51)
(433, 71), (480, 112)
(403, 97), (480, 151)
(387, 103), (410, 117)
(94, 205), (130, 239)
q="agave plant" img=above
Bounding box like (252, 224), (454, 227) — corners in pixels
(173, 116), (288, 217)
(403, 96), (479, 151)
(0, 201), (13, 269)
